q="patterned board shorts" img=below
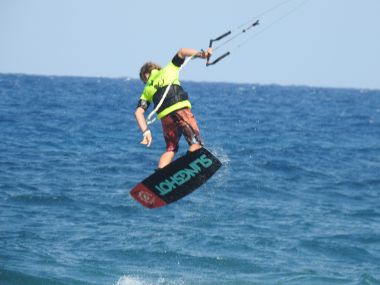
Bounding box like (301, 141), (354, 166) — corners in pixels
(160, 108), (203, 152)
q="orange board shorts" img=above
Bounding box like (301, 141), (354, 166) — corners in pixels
(160, 108), (203, 152)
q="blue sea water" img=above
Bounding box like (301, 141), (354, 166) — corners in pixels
(0, 73), (380, 285)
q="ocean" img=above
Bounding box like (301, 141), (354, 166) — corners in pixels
(0, 73), (379, 285)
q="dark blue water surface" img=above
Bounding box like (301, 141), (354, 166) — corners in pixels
(1, 74), (380, 285)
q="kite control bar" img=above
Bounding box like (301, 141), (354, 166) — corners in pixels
(206, 31), (231, 66)
(203, 0), (310, 66)
(206, 20), (260, 66)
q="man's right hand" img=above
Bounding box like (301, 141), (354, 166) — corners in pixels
(140, 129), (152, 147)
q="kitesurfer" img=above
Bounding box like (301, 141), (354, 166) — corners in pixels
(134, 48), (212, 169)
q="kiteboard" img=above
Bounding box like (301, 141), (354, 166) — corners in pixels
(130, 147), (221, 208)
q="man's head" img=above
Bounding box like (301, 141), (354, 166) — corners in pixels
(139, 62), (161, 83)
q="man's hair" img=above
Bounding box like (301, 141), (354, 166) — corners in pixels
(139, 62), (161, 82)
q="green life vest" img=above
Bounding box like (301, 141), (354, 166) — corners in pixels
(139, 62), (191, 119)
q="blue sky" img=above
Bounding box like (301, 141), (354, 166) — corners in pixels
(1, 0), (380, 89)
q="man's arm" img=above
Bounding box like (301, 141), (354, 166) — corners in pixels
(177, 47), (212, 59)
(135, 107), (152, 147)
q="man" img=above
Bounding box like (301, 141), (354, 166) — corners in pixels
(134, 47), (212, 169)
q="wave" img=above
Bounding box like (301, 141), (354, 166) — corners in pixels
(0, 268), (75, 285)
(7, 193), (74, 206)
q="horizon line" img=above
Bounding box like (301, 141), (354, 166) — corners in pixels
(1, 72), (379, 92)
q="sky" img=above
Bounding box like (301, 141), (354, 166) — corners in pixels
(1, 0), (380, 90)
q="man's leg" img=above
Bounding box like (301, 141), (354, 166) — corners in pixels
(159, 112), (180, 169)
(177, 109), (203, 153)
(158, 151), (176, 169)
(188, 143), (202, 152)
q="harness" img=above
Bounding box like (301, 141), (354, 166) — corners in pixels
(153, 85), (189, 114)
(147, 56), (193, 125)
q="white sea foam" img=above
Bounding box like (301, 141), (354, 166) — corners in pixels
(114, 275), (185, 285)
(209, 146), (230, 166)
(115, 275), (148, 285)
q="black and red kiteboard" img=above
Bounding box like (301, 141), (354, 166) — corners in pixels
(130, 147), (221, 209)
